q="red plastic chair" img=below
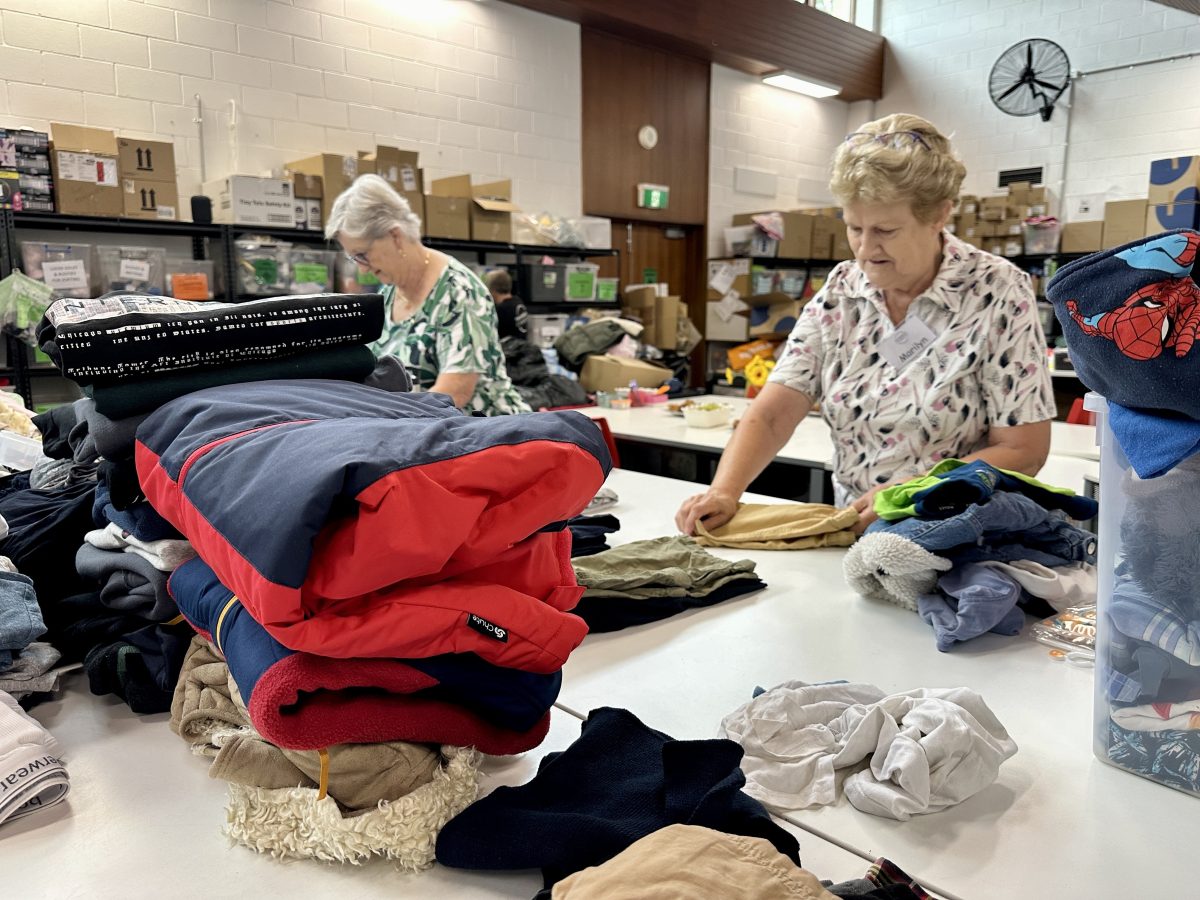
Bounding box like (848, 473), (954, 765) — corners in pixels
(1066, 397), (1095, 426)
(592, 416), (621, 468)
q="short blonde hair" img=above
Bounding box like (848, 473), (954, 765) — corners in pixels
(324, 173), (422, 242)
(830, 113), (966, 224)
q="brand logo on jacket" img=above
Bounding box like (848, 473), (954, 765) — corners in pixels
(467, 613), (508, 642)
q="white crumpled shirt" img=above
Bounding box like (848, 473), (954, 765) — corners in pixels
(718, 681), (1017, 820)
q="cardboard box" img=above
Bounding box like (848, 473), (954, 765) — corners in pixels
(957, 194), (978, 215)
(579, 354), (673, 392)
(731, 211), (814, 259)
(205, 175), (295, 228)
(706, 301), (750, 342)
(979, 196), (1008, 221)
(622, 285), (682, 349)
(705, 258), (751, 302)
(1102, 199), (1149, 249)
(831, 229), (853, 260)
(290, 173), (323, 231)
(749, 300), (804, 337)
(1145, 200), (1200, 237)
(471, 179), (519, 242)
(50, 123), (121, 217)
(727, 338), (781, 371)
(1060, 221), (1104, 253)
(122, 176), (179, 220)
(423, 174), (471, 239)
(286, 153), (360, 225)
(1002, 217), (1025, 237)
(811, 216), (842, 259)
(1148, 156), (1200, 206)
(359, 145), (424, 223)
(117, 138), (175, 184)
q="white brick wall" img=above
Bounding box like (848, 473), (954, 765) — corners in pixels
(876, 0), (1200, 217)
(0, 0), (582, 218)
(708, 65), (851, 256)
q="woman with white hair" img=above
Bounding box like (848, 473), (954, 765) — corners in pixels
(326, 174), (530, 415)
(677, 113), (1055, 536)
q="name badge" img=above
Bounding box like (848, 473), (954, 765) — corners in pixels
(878, 316), (937, 371)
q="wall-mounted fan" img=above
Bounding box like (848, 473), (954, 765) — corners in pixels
(989, 38), (1071, 121)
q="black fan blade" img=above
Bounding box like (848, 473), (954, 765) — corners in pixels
(1033, 79), (1065, 92)
(1026, 41), (1033, 70)
(996, 80), (1026, 102)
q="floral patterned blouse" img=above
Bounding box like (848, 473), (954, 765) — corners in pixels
(372, 256), (530, 416)
(768, 231), (1055, 504)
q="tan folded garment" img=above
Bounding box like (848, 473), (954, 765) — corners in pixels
(695, 502), (859, 550)
(552, 824), (838, 899)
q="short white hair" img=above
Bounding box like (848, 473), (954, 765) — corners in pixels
(324, 173), (422, 242)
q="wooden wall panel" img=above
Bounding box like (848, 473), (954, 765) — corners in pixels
(503, 0), (884, 101)
(581, 30), (710, 224)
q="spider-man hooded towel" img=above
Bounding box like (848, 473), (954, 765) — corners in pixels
(1048, 228), (1200, 408)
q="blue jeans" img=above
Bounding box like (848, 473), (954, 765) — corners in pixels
(865, 490), (1096, 567)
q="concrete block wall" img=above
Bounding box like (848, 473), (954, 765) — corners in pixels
(874, 0), (1200, 217)
(708, 65), (850, 257)
(0, 0), (583, 219)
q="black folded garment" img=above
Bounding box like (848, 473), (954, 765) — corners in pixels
(436, 706), (801, 888)
(574, 576), (767, 633)
(82, 344), (378, 418)
(36, 291), (384, 381)
(568, 514), (620, 557)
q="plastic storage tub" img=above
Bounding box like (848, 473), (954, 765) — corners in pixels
(0, 431), (43, 471)
(522, 264), (566, 302)
(235, 238), (290, 296)
(564, 263), (599, 302)
(288, 248), (336, 293)
(20, 242), (94, 298)
(335, 253), (383, 294)
(165, 258), (216, 300)
(97, 245), (167, 295)
(1087, 392), (1200, 797)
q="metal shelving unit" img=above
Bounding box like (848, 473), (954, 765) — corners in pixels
(0, 211), (621, 407)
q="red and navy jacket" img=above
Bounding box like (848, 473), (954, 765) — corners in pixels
(168, 556), (558, 753)
(136, 380), (610, 672)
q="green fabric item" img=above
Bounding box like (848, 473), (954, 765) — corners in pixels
(553, 319), (626, 368)
(571, 535), (757, 599)
(84, 345), (377, 418)
(873, 458), (1078, 522)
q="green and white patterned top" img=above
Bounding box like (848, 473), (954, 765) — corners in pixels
(372, 256), (531, 416)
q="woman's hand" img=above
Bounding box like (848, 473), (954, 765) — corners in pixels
(676, 489), (739, 536)
(850, 485), (886, 535)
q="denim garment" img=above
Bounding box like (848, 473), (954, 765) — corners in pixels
(918, 563), (1025, 652)
(865, 490), (1097, 567)
(0, 571), (45, 658)
(1108, 576), (1200, 666)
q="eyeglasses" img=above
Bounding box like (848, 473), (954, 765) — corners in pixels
(843, 130), (931, 150)
(343, 242), (375, 266)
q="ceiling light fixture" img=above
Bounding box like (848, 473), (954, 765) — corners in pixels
(761, 70), (841, 99)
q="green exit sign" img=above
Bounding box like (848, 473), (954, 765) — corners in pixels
(636, 183), (669, 210)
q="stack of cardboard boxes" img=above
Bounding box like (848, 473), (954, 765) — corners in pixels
(0, 129), (53, 213)
(1146, 156), (1200, 236)
(118, 137), (179, 221)
(953, 182), (1051, 257)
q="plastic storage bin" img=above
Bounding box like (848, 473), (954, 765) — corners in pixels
(1087, 392), (1200, 798)
(564, 263), (599, 302)
(0, 431), (43, 471)
(596, 277), (619, 302)
(335, 253), (383, 294)
(97, 245), (167, 295)
(522, 264), (566, 302)
(235, 238), (290, 297)
(288, 248), (336, 293)
(165, 258), (217, 300)
(20, 242), (94, 298)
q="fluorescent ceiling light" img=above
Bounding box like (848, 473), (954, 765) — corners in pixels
(761, 71), (840, 98)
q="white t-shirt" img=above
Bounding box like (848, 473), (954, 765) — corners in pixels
(769, 232), (1056, 503)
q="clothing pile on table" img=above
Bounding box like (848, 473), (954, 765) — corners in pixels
(843, 459), (1098, 651)
(12, 290), (615, 865)
(1047, 230), (1200, 792)
(720, 681), (1017, 821)
(570, 535), (767, 633)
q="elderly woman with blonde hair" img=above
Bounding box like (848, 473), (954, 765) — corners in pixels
(326, 174), (529, 415)
(678, 113), (1054, 535)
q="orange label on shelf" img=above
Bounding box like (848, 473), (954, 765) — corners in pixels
(171, 273), (210, 300)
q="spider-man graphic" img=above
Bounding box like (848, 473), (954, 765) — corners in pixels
(1066, 231), (1200, 360)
